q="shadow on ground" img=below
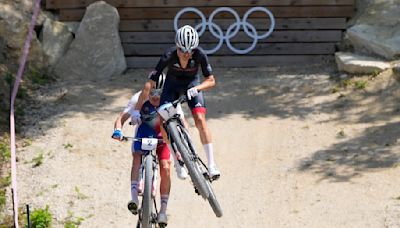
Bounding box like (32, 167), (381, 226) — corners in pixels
(298, 121), (400, 182)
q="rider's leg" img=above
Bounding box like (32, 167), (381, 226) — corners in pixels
(128, 152), (142, 214)
(157, 144), (171, 224)
(159, 159), (171, 213)
(192, 110), (220, 178)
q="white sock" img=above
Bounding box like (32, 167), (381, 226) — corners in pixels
(131, 181), (139, 202)
(203, 143), (215, 167)
(160, 194), (169, 214)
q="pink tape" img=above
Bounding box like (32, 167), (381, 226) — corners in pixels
(10, 0), (42, 227)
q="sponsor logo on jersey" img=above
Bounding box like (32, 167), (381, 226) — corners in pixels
(195, 102), (203, 107)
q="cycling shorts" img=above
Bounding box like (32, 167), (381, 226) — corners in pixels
(160, 77), (206, 115)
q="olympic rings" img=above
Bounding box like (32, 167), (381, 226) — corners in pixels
(173, 7), (275, 55)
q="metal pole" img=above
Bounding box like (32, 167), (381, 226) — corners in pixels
(26, 204), (31, 228)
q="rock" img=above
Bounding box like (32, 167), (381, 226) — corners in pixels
(335, 52), (391, 74)
(63, 22), (80, 35)
(53, 1), (126, 79)
(347, 24), (400, 60)
(393, 62), (400, 77)
(0, 1), (47, 69)
(345, 1), (400, 60)
(40, 19), (73, 66)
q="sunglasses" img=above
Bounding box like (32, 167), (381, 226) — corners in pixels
(177, 46), (193, 54)
(150, 89), (162, 97)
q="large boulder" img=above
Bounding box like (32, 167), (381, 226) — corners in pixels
(53, 1), (126, 79)
(345, 1), (400, 60)
(0, 0), (48, 70)
(40, 19), (73, 66)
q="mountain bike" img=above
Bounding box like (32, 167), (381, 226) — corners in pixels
(122, 136), (166, 228)
(157, 95), (223, 217)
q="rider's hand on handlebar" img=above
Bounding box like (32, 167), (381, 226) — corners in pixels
(187, 87), (199, 100)
(130, 110), (142, 125)
(112, 129), (124, 141)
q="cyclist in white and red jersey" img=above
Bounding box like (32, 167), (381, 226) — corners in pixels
(135, 25), (221, 180)
(111, 73), (187, 225)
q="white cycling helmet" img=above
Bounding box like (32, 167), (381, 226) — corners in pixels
(175, 25), (199, 52)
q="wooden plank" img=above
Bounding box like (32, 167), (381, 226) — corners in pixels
(126, 55), (334, 68)
(119, 18), (348, 31)
(47, 0), (355, 9)
(59, 6), (355, 21)
(120, 30), (342, 43)
(122, 43), (336, 56)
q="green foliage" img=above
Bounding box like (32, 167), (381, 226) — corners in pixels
(0, 174), (11, 187)
(74, 186), (89, 200)
(354, 80), (368, 90)
(29, 205), (52, 228)
(64, 211), (84, 228)
(342, 78), (352, 88)
(4, 72), (14, 86)
(0, 137), (11, 163)
(29, 68), (52, 86)
(0, 189), (5, 210)
(31, 152), (44, 168)
(63, 143), (73, 149)
(331, 84), (340, 93)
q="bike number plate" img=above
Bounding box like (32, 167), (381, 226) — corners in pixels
(141, 138), (158, 151)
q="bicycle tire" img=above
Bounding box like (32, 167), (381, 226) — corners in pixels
(205, 180), (223, 217)
(167, 121), (209, 199)
(142, 154), (153, 228)
(177, 121), (223, 217)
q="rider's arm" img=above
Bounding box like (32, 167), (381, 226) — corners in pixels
(195, 50), (216, 91)
(113, 112), (131, 130)
(135, 80), (155, 110)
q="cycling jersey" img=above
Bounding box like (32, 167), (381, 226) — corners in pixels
(149, 47), (213, 113)
(133, 100), (169, 160)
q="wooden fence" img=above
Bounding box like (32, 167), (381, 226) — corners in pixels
(45, 0), (356, 68)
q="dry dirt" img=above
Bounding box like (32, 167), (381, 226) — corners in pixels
(6, 60), (400, 227)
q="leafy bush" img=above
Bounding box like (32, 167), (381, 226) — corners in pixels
(29, 205), (52, 228)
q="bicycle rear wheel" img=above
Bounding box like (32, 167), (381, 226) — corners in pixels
(141, 154), (153, 228)
(167, 121), (209, 199)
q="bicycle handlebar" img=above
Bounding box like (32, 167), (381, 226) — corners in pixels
(121, 136), (164, 144)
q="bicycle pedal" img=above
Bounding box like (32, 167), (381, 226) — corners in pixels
(212, 174), (220, 181)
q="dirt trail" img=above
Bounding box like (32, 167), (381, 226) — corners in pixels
(9, 61), (400, 227)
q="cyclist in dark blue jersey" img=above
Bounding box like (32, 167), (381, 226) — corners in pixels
(135, 25), (220, 179)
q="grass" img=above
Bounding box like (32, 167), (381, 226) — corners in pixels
(74, 186), (89, 200)
(29, 68), (53, 86)
(0, 137), (10, 163)
(64, 211), (85, 228)
(63, 143), (73, 149)
(31, 152), (44, 168)
(30, 205), (52, 228)
(354, 80), (368, 90)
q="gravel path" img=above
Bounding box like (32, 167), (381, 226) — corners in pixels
(9, 61), (400, 227)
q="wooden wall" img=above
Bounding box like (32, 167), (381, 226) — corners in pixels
(45, 0), (356, 68)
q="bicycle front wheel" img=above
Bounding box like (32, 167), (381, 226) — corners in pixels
(141, 154), (153, 228)
(205, 180), (223, 217)
(167, 121), (209, 199)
